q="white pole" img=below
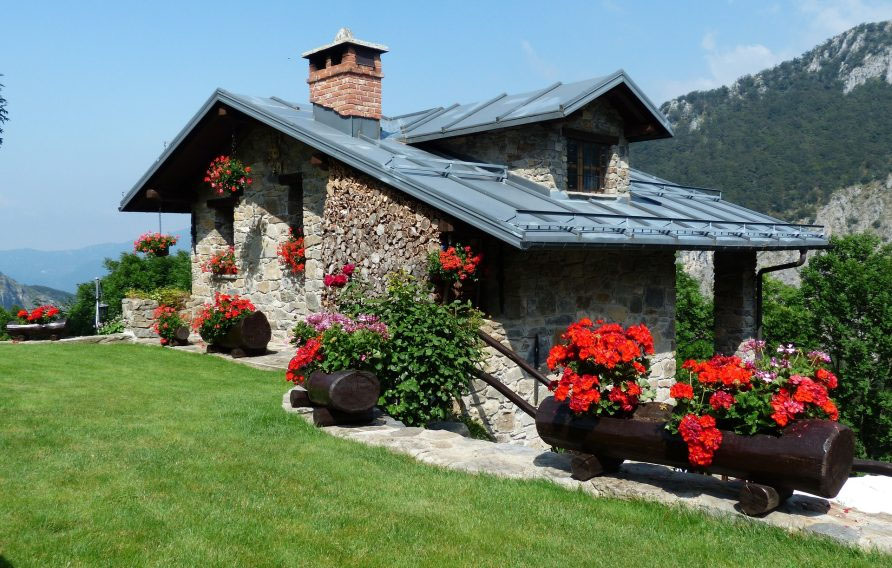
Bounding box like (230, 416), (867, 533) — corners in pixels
(94, 278), (100, 329)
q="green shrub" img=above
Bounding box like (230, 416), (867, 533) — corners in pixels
(338, 273), (483, 427)
(97, 316), (125, 335)
(0, 306), (17, 340)
(124, 286), (190, 309)
(67, 251), (191, 336)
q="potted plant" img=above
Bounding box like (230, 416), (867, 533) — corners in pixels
(152, 304), (190, 346)
(6, 305), (67, 340)
(277, 228), (306, 275)
(426, 244), (482, 303)
(285, 311), (389, 425)
(201, 247), (238, 276)
(193, 293), (270, 356)
(536, 330), (853, 515)
(134, 232), (178, 257)
(203, 155), (253, 197)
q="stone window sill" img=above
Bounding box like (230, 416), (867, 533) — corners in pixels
(211, 274), (238, 281)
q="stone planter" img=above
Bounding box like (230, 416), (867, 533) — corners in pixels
(6, 319), (68, 341)
(205, 311), (271, 357)
(536, 396), (855, 515)
(121, 297), (160, 339)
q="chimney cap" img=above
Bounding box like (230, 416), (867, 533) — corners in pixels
(301, 27), (389, 58)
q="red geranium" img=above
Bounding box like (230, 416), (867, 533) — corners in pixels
(152, 305), (188, 346)
(277, 228), (306, 275)
(201, 247), (238, 275)
(16, 305), (62, 324)
(193, 293), (255, 344)
(134, 232), (178, 256)
(547, 318), (653, 417)
(670, 341), (841, 468)
(324, 263), (355, 288)
(427, 244), (482, 283)
(203, 155), (253, 196)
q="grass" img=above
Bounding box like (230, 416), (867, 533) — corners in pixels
(0, 343), (888, 567)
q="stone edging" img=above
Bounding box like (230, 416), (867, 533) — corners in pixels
(282, 387), (892, 553)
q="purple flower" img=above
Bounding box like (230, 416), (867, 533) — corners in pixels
(808, 350), (832, 364)
(755, 370), (777, 383)
(776, 343), (796, 355)
(742, 339), (766, 353)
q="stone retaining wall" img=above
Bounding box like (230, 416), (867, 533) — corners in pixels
(121, 297), (159, 339)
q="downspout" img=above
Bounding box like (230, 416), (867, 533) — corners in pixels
(755, 249), (808, 340)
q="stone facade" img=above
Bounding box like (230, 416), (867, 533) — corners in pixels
(432, 98), (630, 194)
(190, 126), (329, 344)
(462, 247), (677, 446)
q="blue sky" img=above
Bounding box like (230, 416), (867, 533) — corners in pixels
(1, 0), (890, 251)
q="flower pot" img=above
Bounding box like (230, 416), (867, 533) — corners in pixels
(289, 370), (381, 427)
(154, 247), (170, 257)
(536, 396), (854, 500)
(5, 319), (68, 341)
(207, 311), (271, 356)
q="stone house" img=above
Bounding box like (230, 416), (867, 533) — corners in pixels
(120, 29), (828, 444)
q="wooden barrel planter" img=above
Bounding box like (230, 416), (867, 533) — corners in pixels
(207, 311), (271, 357)
(167, 325), (190, 346)
(536, 396), (855, 516)
(289, 369), (380, 427)
(5, 320), (68, 341)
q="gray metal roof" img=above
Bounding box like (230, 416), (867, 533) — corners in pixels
(384, 71), (674, 144)
(120, 89), (827, 251)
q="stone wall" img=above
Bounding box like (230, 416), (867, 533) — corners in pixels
(191, 126), (329, 343)
(321, 163), (443, 296)
(433, 98), (630, 194)
(462, 246), (677, 447)
(121, 297), (159, 339)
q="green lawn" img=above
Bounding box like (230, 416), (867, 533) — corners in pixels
(0, 344), (887, 567)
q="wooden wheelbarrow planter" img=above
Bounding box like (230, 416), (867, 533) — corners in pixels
(206, 311), (271, 357)
(536, 396), (855, 516)
(5, 320), (69, 341)
(289, 370), (380, 427)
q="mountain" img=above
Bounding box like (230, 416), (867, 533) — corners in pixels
(634, 21), (892, 222)
(0, 272), (74, 310)
(0, 230), (188, 293)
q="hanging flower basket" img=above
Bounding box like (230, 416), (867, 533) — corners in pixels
(134, 233), (178, 257)
(427, 244), (482, 303)
(203, 155), (253, 197)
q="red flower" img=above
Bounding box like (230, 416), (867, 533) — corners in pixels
(709, 390), (735, 411)
(815, 368), (838, 390)
(670, 382), (694, 400)
(286, 337), (324, 384)
(678, 413), (723, 467)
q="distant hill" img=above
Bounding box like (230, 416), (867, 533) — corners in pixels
(0, 272), (74, 310)
(634, 21), (892, 222)
(0, 230), (188, 293)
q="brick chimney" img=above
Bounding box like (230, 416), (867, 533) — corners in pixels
(302, 28), (387, 124)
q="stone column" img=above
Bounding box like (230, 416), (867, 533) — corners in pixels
(713, 250), (757, 355)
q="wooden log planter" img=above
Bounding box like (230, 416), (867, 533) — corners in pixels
(207, 311), (271, 357)
(169, 325), (190, 346)
(536, 396), (855, 516)
(289, 369), (380, 427)
(5, 320), (68, 341)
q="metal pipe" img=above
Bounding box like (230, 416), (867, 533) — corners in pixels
(472, 368), (536, 418)
(477, 330), (551, 386)
(755, 249), (808, 340)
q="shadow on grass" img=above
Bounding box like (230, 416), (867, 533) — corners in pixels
(0, 555), (14, 567)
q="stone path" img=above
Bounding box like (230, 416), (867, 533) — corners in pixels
(282, 387), (892, 553)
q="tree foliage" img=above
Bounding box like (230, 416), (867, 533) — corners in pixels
(800, 234), (892, 460)
(66, 251), (191, 336)
(760, 276), (813, 350)
(674, 263), (713, 363)
(634, 22), (892, 221)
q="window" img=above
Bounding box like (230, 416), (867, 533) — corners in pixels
(567, 138), (610, 192)
(214, 206), (234, 246)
